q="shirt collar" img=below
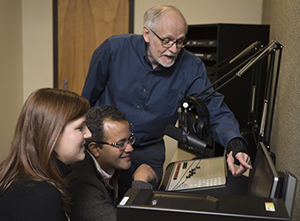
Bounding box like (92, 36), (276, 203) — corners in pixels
(87, 151), (115, 181)
(57, 159), (72, 177)
(140, 35), (148, 58)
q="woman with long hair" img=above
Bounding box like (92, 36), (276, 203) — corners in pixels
(0, 88), (92, 220)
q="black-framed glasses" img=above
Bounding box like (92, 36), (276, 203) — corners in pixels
(149, 28), (187, 48)
(95, 133), (136, 151)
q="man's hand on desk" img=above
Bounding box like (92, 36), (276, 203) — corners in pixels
(226, 138), (252, 176)
(133, 164), (158, 183)
(227, 151), (252, 176)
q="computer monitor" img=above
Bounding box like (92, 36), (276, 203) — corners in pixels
(281, 171), (297, 217)
(248, 141), (280, 198)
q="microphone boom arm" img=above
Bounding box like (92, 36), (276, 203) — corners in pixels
(198, 40), (282, 102)
(166, 40), (283, 156)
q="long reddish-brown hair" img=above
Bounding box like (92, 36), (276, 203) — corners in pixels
(0, 88), (90, 210)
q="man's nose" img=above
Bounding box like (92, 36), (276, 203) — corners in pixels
(168, 42), (178, 54)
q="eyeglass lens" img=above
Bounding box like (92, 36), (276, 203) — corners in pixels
(119, 134), (136, 150)
(163, 40), (184, 48)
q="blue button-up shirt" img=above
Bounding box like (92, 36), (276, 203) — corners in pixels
(82, 34), (243, 149)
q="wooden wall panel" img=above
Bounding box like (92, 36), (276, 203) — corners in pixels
(57, 0), (129, 95)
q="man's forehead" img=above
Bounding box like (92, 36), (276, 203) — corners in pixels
(155, 12), (186, 37)
(103, 119), (129, 137)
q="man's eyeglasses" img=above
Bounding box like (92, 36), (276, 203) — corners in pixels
(95, 133), (136, 151)
(149, 28), (187, 48)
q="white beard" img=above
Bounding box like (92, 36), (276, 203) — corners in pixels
(148, 44), (176, 68)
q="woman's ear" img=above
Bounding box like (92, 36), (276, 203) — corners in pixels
(88, 142), (100, 158)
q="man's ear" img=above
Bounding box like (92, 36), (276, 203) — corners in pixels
(143, 26), (151, 43)
(88, 142), (100, 158)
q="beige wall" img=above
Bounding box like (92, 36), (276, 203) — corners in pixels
(0, 0), (53, 163)
(0, 0), (23, 161)
(22, 0), (53, 101)
(262, 0), (300, 219)
(134, 0), (263, 33)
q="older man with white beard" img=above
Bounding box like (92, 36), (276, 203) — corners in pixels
(81, 4), (252, 200)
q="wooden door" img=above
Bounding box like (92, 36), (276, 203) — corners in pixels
(54, 0), (132, 95)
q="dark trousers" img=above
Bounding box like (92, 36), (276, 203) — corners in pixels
(118, 140), (165, 200)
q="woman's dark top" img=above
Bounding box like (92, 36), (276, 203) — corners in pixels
(0, 160), (71, 221)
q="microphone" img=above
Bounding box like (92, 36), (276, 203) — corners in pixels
(165, 124), (207, 152)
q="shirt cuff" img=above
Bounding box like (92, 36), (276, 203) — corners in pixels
(131, 180), (153, 189)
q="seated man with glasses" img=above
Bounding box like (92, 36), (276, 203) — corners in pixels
(66, 105), (158, 221)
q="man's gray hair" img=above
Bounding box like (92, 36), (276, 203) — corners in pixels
(143, 5), (188, 33)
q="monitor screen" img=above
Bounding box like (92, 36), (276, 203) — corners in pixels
(248, 141), (280, 198)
